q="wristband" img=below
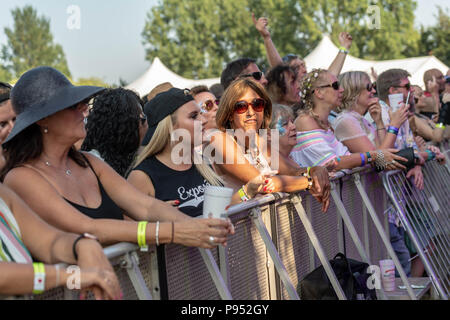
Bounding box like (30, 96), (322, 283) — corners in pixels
(436, 123), (446, 130)
(137, 221), (148, 251)
(238, 186), (250, 202)
(366, 152), (373, 163)
(72, 233), (99, 260)
(387, 126), (399, 135)
(155, 221), (160, 247)
(306, 166), (312, 178)
(425, 149), (435, 161)
(338, 46), (349, 54)
(33, 262), (46, 294)
(360, 153), (366, 166)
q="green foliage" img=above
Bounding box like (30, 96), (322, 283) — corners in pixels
(0, 64), (12, 83)
(1, 5), (71, 79)
(142, 0), (425, 78)
(73, 77), (110, 87)
(418, 6), (450, 66)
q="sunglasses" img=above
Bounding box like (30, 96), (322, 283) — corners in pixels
(240, 71), (263, 81)
(234, 98), (266, 114)
(139, 113), (147, 125)
(0, 82), (12, 89)
(366, 82), (376, 92)
(314, 81), (340, 92)
(394, 83), (411, 91)
(201, 99), (219, 112)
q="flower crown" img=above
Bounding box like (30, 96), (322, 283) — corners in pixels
(300, 69), (322, 98)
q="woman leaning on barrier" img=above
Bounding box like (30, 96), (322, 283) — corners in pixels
(128, 88), (274, 220)
(291, 69), (408, 172)
(206, 78), (331, 212)
(0, 145), (121, 300)
(1, 67), (234, 252)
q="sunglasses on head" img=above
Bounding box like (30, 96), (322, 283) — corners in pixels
(240, 71), (263, 81)
(313, 81), (340, 92)
(0, 82), (12, 89)
(234, 98), (266, 114)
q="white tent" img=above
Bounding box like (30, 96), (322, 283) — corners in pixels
(126, 57), (220, 97)
(304, 35), (449, 88)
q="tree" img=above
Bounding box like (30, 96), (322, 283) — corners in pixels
(0, 64), (12, 83)
(418, 6), (450, 66)
(142, 0), (421, 78)
(1, 5), (71, 79)
(74, 77), (110, 87)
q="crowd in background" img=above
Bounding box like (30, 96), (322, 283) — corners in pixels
(0, 13), (449, 299)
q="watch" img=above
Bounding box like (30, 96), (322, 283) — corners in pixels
(72, 233), (99, 260)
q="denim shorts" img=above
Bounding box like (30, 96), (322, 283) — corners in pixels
(389, 223), (411, 277)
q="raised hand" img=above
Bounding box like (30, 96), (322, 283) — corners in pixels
(252, 13), (270, 38)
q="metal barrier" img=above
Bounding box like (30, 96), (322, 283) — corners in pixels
(383, 160), (450, 300)
(16, 159), (448, 300)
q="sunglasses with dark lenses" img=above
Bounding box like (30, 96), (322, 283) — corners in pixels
(366, 82), (376, 92)
(234, 98), (266, 114)
(201, 99), (218, 112)
(0, 82), (12, 89)
(314, 81), (340, 91)
(394, 83), (411, 91)
(240, 71), (263, 81)
(139, 113), (147, 125)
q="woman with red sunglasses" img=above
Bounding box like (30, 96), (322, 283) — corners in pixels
(208, 78), (331, 212)
(292, 69), (407, 172)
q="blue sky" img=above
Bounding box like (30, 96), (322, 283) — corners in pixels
(0, 0), (448, 84)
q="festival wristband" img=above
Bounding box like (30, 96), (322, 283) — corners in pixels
(137, 221), (148, 251)
(338, 46), (349, 54)
(425, 149), (435, 161)
(436, 123), (446, 130)
(366, 152), (373, 163)
(360, 153), (366, 166)
(387, 126), (399, 135)
(33, 262), (46, 294)
(306, 166), (312, 178)
(238, 186), (250, 202)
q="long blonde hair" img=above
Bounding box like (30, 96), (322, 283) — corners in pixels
(133, 114), (223, 186)
(338, 71), (371, 113)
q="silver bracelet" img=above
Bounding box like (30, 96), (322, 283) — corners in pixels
(375, 150), (387, 171)
(155, 221), (160, 246)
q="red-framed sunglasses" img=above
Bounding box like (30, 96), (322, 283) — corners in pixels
(234, 98), (266, 114)
(201, 99), (219, 112)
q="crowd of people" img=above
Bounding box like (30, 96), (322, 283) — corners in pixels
(0, 13), (449, 299)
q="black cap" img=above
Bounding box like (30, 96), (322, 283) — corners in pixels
(141, 88), (195, 145)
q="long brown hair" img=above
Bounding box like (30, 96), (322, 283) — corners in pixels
(1, 124), (87, 181)
(215, 78), (272, 131)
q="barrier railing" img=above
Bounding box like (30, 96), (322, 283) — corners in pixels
(16, 158), (448, 300)
(383, 161), (450, 300)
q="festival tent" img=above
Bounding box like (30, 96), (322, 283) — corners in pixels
(303, 35), (449, 88)
(126, 57), (220, 97)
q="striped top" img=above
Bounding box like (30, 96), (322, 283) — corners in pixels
(290, 129), (350, 167)
(0, 197), (33, 263)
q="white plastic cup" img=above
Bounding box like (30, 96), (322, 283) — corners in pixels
(388, 93), (404, 112)
(379, 259), (396, 291)
(203, 186), (234, 220)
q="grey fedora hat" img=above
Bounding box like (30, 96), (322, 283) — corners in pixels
(4, 66), (105, 143)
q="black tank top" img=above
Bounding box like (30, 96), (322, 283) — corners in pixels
(133, 156), (209, 217)
(64, 156), (124, 220)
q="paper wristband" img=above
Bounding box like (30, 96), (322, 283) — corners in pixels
(137, 221), (148, 252)
(238, 187), (250, 202)
(33, 262), (46, 294)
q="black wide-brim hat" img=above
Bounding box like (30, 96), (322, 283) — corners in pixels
(4, 66), (105, 143)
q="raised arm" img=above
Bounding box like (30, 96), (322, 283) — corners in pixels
(328, 32), (353, 77)
(252, 13), (283, 67)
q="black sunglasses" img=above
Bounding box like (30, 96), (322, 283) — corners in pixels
(313, 81), (340, 92)
(139, 113), (147, 125)
(234, 98), (266, 114)
(0, 82), (12, 89)
(366, 82), (376, 92)
(394, 83), (411, 91)
(240, 71), (263, 81)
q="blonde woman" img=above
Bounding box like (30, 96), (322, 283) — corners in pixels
(292, 69), (407, 171)
(333, 71), (409, 152)
(128, 88), (273, 217)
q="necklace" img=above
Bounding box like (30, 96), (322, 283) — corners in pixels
(43, 159), (72, 176)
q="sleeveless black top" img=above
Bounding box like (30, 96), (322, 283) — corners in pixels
(64, 156), (124, 220)
(133, 156), (209, 218)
